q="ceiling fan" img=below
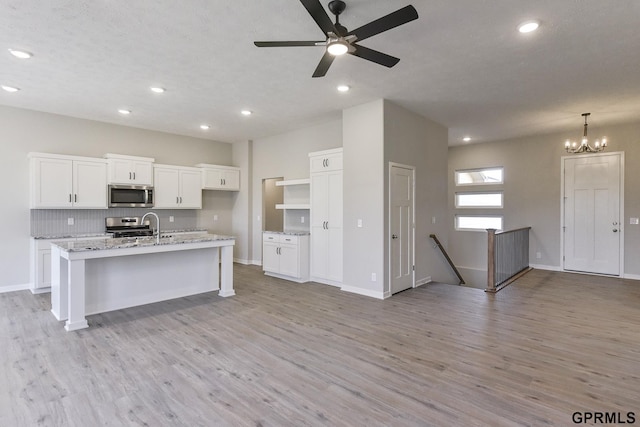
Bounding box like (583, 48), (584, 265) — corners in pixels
(254, 0), (419, 78)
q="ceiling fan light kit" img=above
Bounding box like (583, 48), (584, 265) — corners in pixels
(254, 0), (419, 77)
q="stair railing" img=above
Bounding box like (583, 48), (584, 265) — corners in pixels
(429, 234), (465, 285)
(486, 227), (532, 293)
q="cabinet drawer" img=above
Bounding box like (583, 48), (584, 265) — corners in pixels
(263, 233), (301, 245)
(263, 233), (281, 243)
(280, 235), (299, 245)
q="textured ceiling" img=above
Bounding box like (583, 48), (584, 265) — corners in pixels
(1, 0), (639, 146)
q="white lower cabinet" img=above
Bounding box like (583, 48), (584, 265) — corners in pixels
(30, 236), (111, 293)
(262, 233), (309, 283)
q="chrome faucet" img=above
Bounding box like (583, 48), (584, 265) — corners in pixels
(141, 212), (160, 244)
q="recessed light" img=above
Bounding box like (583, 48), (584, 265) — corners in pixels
(241, 110), (252, 116)
(118, 109), (131, 115)
(8, 49), (32, 59)
(1, 85), (20, 92)
(150, 86), (165, 93)
(463, 136), (471, 142)
(200, 124), (210, 130)
(518, 20), (540, 33)
(337, 85), (350, 92)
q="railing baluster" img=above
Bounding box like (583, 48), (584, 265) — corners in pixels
(486, 227), (532, 293)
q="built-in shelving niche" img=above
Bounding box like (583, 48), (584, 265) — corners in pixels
(276, 179), (310, 233)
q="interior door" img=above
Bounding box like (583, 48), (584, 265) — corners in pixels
(563, 153), (621, 275)
(390, 164), (415, 294)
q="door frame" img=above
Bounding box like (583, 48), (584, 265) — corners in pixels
(388, 162), (416, 296)
(560, 151), (624, 276)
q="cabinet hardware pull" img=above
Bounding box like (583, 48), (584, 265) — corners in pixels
(74, 194), (77, 203)
(176, 196), (179, 204)
(180, 196), (183, 203)
(129, 172), (132, 179)
(392, 234), (398, 239)
(133, 172), (136, 180)
(221, 179), (223, 185)
(326, 158), (329, 167)
(69, 194), (72, 203)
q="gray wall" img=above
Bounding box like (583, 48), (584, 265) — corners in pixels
(0, 105), (233, 291)
(343, 100), (386, 296)
(383, 101), (454, 286)
(231, 140), (253, 264)
(448, 119), (640, 286)
(250, 120), (343, 264)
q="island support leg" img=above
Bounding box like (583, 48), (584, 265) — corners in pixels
(65, 259), (89, 331)
(218, 245), (235, 297)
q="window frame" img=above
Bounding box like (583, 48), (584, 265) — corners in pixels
(455, 167), (504, 186)
(455, 191), (504, 209)
(455, 215), (504, 232)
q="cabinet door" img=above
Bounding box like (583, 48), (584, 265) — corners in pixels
(132, 161), (154, 185)
(109, 159), (134, 184)
(38, 249), (52, 289)
(154, 167), (180, 208)
(203, 169), (223, 189)
(32, 157), (73, 208)
(262, 242), (280, 273)
(310, 224), (329, 279)
(222, 169), (240, 191)
(310, 152), (343, 173)
(279, 244), (300, 277)
(73, 160), (107, 208)
(179, 170), (203, 208)
(310, 173), (329, 227)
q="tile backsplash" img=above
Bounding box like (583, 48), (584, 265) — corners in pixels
(30, 209), (199, 237)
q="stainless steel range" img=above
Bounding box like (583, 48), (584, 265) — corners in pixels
(105, 217), (154, 238)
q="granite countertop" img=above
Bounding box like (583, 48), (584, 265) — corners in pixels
(51, 234), (235, 252)
(263, 230), (311, 236)
(32, 233), (111, 240)
(161, 228), (208, 234)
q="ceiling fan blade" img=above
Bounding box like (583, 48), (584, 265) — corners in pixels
(312, 51), (336, 78)
(350, 44), (400, 68)
(254, 41), (325, 47)
(300, 0), (338, 36)
(347, 5), (418, 42)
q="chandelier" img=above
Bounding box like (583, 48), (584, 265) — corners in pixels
(564, 113), (607, 153)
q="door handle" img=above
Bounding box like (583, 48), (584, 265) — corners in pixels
(613, 229), (618, 232)
(392, 234), (398, 239)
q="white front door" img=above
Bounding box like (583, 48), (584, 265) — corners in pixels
(390, 164), (415, 294)
(563, 153), (622, 275)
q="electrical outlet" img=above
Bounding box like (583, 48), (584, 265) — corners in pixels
(213, 215), (219, 221)
(169, 216), (174, 223)
(67, 218), (74, 226)
(371, 273), (377, 282)
(257, 215), (261, 222)
(301, 216), (305, 224)
(630, 217), (639, 225)
(357, 219), (363, 228)
(432, 216), (436, 224)
(536, 252), (542, 259)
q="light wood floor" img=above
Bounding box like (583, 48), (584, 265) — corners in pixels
(1, 266), (639, 426)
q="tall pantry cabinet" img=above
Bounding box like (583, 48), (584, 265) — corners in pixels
(309, 148), (343, 286)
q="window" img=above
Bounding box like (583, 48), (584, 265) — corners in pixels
(455, 167), (503, 186)
(455, 215), (503, 231)
(455, 192), (503, 208)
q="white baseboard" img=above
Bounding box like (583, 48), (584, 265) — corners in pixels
(530, 263), (562, 272)
(340, 285), (385, 300)
(623, 273), (640, 281)
(0, 283), (31, 294)
(233, 258), (251, 265)
(415, 276), (432, 287)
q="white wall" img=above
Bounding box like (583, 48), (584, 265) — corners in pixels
(250, 120), (343, 264)
(448, 120), (640, 286)
(0, 105), (233, 291)
(231, 140), (253, 264)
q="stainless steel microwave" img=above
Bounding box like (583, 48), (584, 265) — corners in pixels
(108, 185), (154, 208)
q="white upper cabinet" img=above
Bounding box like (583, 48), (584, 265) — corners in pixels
(196, 164), (241, 191)
(309, 148), (343, 173)
(153, 164), (202, 209)
(105, 153), (154, 185)
(29, 153), (108, 209)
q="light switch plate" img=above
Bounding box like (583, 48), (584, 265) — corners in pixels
(67, 218), (74, 225)
(630, 217), (639, 225)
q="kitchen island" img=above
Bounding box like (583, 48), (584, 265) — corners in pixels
(50, 234), (235, 331)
